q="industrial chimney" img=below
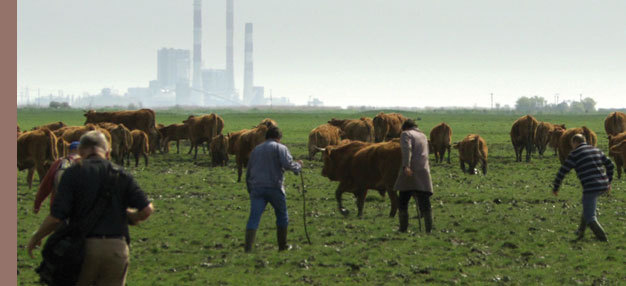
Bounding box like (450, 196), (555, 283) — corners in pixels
(243, 23), (253, 104)
(192, 0), (204, 106)
(226, 0), (235, 99)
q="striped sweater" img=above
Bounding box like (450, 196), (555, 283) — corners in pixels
(553, 143), (614, 193)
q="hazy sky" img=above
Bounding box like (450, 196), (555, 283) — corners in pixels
(17, 0), (626, 108)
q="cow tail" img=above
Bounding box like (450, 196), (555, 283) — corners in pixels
(44, 128), (58, 161)
(363, 118), (373, 142)
(143, 133), (149, 155)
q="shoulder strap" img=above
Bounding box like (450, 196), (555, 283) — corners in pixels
(74, 164), (121, 237)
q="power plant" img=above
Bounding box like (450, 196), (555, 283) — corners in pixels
(79, 0), (280, 107)
(191, 0), (204, 106)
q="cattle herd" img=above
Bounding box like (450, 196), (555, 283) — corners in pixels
(17, 110), (626, 217)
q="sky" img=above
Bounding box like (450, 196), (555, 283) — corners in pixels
(17, 0), (626, 108)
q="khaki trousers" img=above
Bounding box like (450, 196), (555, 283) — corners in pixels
(76, 238), (129, 286)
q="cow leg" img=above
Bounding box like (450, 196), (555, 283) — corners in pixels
(446, 145), (451, 164)
(187, 142), (194, 155)
(356, 189), (367, 218)
(482, 158), (488, 175)
(144, 153), (149, 167)
(237, 160), (243, 182)
(193, 144), (199, 160)
(460, 160), (466, 173)
(388, 189), (399, 218)
(469, 162), (477, 175)
(26, 168), (34, 189)
(176, 140), (180, 154)
(335, 183), (349, 216)
(616, 157), (623, 179)
(525, 141), (532, 162)
(134, 153), (139, 167)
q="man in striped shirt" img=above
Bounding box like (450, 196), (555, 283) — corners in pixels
(552, 134), (614, 242)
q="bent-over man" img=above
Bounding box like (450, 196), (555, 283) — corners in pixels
(33, 141), (81, 214)
(394, 119), (434, 233)
(553, 134), (613, 241)
(245, 126), (302, 252)
(28, 131), (154, 285)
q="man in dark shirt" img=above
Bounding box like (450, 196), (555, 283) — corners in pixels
(552, 134), (613, 242)
(28, 131), (154, 285)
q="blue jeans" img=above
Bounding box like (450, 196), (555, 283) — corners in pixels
(246, 187), (289, 230)
(582, 191), (604, 223)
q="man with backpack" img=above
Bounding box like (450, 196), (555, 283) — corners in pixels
(27, 131), (154, 285)
(33, 141), (81, 214)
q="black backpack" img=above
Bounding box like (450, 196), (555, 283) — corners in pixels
(35, 164), (120, 286)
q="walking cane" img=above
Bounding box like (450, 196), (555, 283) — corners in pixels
(300, 172), (312, 244)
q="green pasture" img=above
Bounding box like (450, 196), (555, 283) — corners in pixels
(17, 109), (625, 285)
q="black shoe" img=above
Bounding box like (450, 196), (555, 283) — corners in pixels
(277, 227), (291, 251)
(244, 229), (256, 253)
(588, 221), (608, 242)
(423, 210), (433, 233)
(398, 210), (409, 232)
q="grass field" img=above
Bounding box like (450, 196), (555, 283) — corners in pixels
(17, 109), (626, 285)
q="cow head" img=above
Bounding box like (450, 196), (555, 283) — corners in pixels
(327, 118), (346, 128)
(452, 142), (460, 150)
(318, 146), (337, 180)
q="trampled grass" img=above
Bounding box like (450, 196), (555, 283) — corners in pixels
(17, 109), (626, 285)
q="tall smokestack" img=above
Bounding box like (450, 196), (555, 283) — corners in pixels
(226, 0), (234, 98)
(192, 0), (204, 106)
(243, 23), (253, 104)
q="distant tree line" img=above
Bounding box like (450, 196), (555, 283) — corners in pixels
(515, 96), (597, 114)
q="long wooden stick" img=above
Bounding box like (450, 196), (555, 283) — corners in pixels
(300, 172), (312, 244)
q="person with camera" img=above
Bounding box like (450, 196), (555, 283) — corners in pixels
(27, 131), (154, 285)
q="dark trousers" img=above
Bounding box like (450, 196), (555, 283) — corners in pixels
(398, 190), (431, 214)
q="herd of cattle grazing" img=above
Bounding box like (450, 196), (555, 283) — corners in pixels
(17, 110), (626, 217)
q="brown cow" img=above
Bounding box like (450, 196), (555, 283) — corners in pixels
(209, 134), (229, 167)
(557, 127), (598, 164)
(183, 113), (225, 159)
(429, 122), (452, 164)
(83, 108), (160, 153)
(129, 130), (149, 167)
(159, 123), (189, 154)
(258, 118), (278, 128)
(604, 112), (626, 137)
(328, 117), (374, 142)
(373, 112), (407, 142)
(31, 121), (67, 131)
(55, 124), (112, 148)
(307, 124), (343, 160)
(99, 123), (133, 165)
(318, 140), (400, 217)
(609, 139), (626, 178)
(510, 115), (539, 162)
(534, 122), (566, 156)
(453, 134), (488, 175)
(608, 132), (626, 179)
(232, 125), (270, 182)
(17, 128), (58, 188)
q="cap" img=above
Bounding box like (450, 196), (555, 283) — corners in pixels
(69, 141), (80, 150)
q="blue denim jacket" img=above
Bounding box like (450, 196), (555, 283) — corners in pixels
(246, 140), (301, 192)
